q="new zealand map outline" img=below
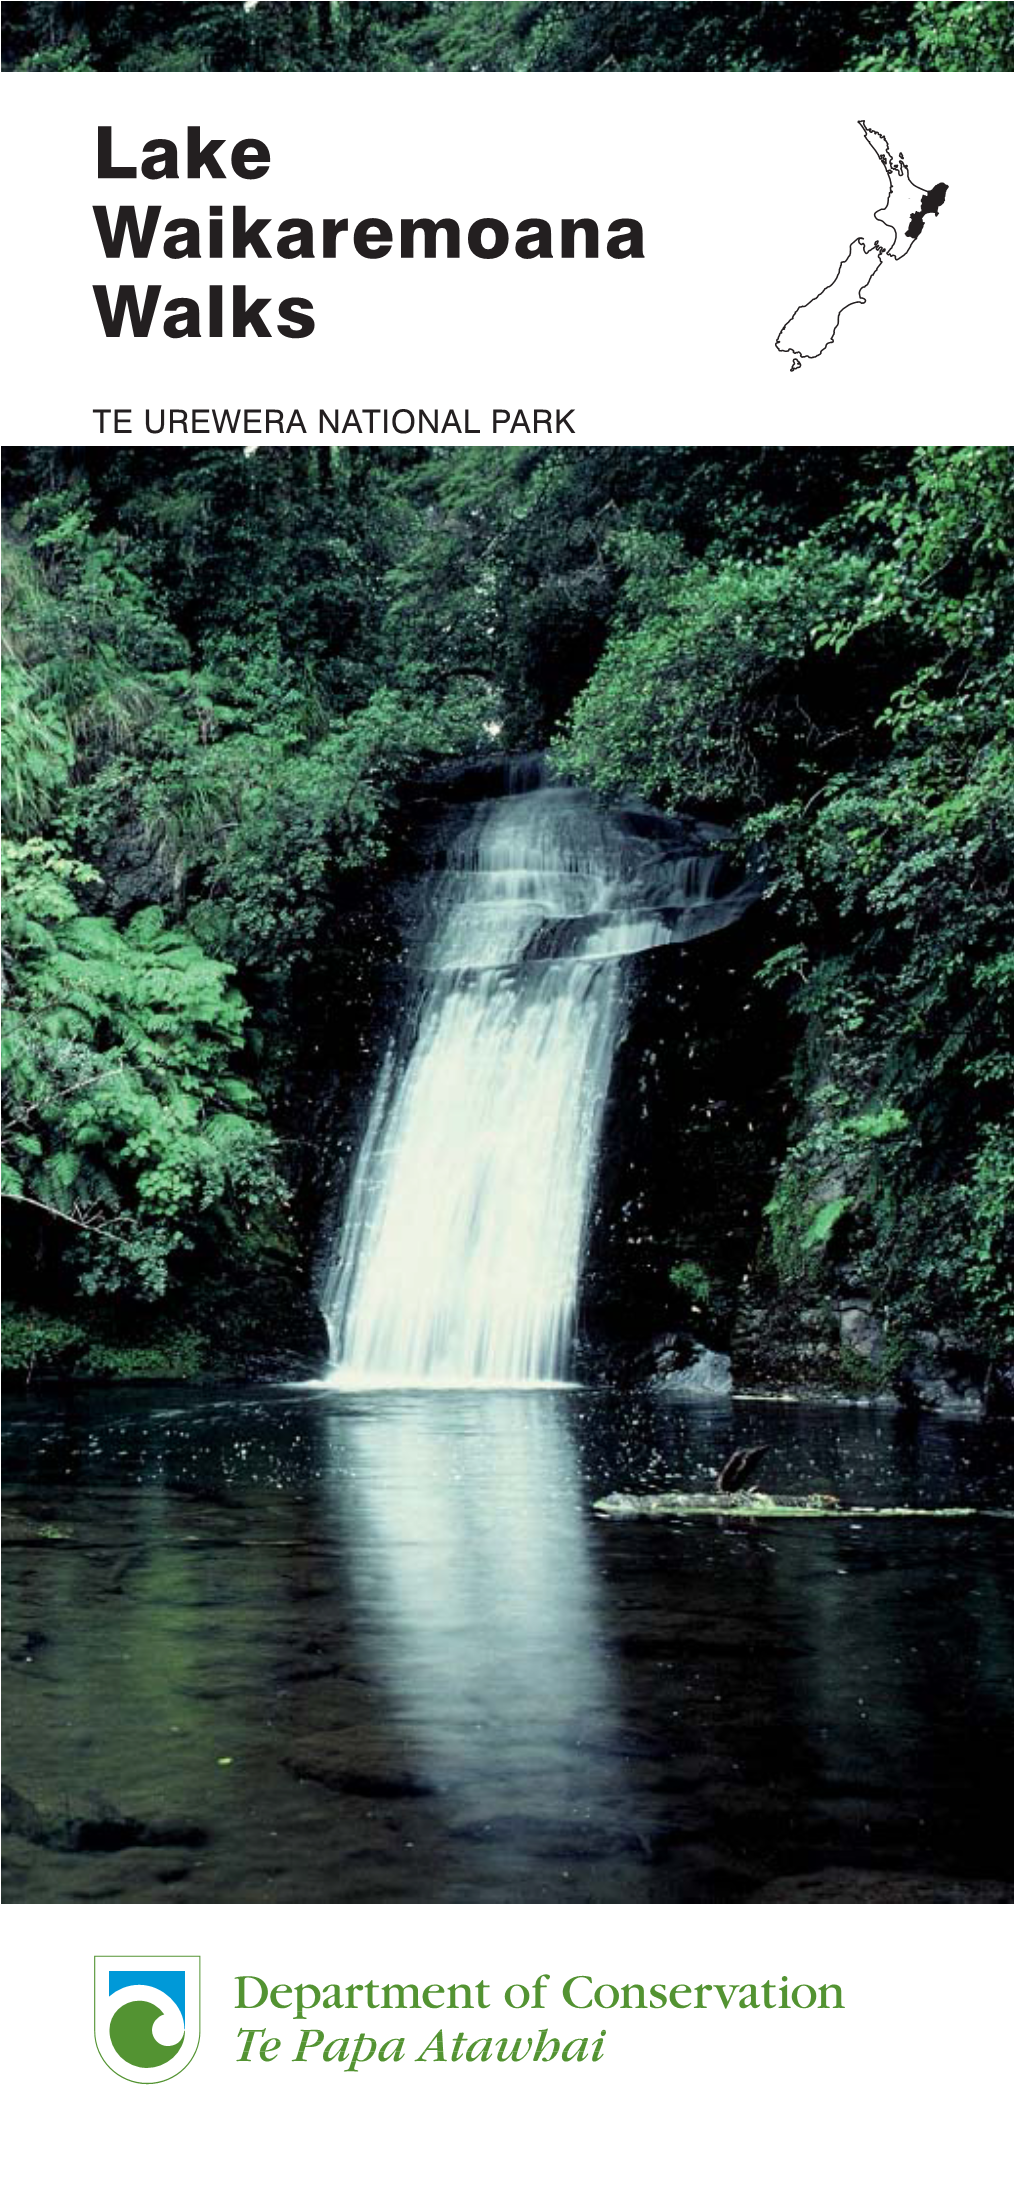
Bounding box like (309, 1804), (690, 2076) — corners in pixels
(775, 120), (948, 370)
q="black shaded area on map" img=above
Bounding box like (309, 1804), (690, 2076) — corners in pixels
(907, 183), (950, 239)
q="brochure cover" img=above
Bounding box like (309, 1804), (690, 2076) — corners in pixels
(0, 4), (1014, 2189)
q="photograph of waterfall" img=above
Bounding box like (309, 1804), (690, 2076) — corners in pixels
(1, 443), (1012, 1903)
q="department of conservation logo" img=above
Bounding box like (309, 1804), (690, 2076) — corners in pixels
(94, 1957), (200, 2083)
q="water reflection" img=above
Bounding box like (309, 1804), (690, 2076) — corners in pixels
(1, 1384), (1011, 1902)
(318, 1390), (629, 1865)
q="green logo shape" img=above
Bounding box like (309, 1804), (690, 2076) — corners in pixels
(110, 1999), (185, 2069)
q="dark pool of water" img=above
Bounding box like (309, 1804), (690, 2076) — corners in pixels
(2, 1384), (1012, 1903)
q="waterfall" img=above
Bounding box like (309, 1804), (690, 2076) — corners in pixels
(321, 777), (751, 1388)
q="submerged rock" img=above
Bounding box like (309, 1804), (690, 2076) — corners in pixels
(1, 1780), (207, 1854)
(755, 1870), (1012, 1904)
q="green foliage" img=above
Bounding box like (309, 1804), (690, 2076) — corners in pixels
(553, 533), (869, 806)
(4, 3), (1013, 72)
(835, 1343), (894, 1398)
(961, 1121), (1013, 1342)
(802, 1196), (852, 1252)
(556, 447), (1013, 1361)
(1, 451), (488, 1329)
(1, 1306), (88, 1373)
(669, 1258), (712, 1309)
(766, 1157), (851, 1284)
(0, 1303), (209, 1379)
(902, 2), (1013, 70)
(2, 838), (280, 1298)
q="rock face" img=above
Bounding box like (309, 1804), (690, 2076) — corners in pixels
(578, 888), (792, 1375)
(205, 1277), (330, 1382)
(899, 1335), (985, 1419)
(731, 1275), (992, 1418)
(732, 1279), (843, 1396)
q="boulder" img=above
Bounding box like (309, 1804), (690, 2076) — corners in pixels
(900, 1332), (985, 1417)
(838, 1300), (885, 1362)
(656, 1344), (733, 1396)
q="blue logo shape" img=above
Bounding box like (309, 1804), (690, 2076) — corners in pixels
(109, 1970), (186, 2021)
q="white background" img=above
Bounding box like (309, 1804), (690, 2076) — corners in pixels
(0, 68), (1015, 442)
(2, 1900), (1014, 2190)
(1, 48), (1015, 2195)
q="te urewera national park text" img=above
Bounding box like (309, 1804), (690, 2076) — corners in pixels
(92, 125), (646, 339)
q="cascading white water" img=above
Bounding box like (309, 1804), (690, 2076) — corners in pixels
(321, 778), (747, 1388)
